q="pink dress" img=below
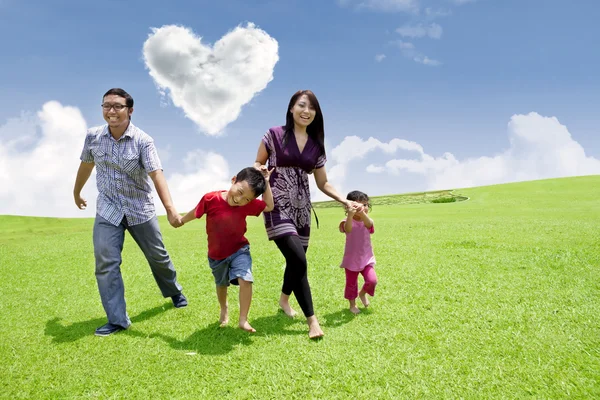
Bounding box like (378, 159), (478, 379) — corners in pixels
(339, 219), (376, 271)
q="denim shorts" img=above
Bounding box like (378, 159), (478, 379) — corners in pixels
(208, 245), (253, 286)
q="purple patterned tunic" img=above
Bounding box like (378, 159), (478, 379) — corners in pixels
(262, 126), (326, 247)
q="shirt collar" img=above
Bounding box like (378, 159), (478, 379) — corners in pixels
(101, 122), (135, 139)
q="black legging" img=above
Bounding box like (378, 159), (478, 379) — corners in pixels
(275, 235), (314, 318)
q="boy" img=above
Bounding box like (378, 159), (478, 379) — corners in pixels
(181, 167), (274, 332)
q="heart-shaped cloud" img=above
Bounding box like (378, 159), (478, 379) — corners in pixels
(143, 23), (279, 135)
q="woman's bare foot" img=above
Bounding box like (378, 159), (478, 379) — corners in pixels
(359, 290), (370, 308)
(219, 307), (229, 327)
(307, 316), (324, 339)
(239, 320), (256, 333)
(279, 294), (297, 318)
(350, 305), (361, 314)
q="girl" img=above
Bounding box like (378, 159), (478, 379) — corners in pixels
(339, 191), (378, 314)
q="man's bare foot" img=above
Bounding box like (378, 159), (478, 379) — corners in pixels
(350, 305), (361, 314)
(239, 320), (256, 333)
(219, 307), (229, 327)
(359, 290), (370, 308)
(307, 316), (324, 339)
(279, 298), (297, 318)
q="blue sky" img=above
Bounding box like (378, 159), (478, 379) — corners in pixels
(1, 0), (599, 217)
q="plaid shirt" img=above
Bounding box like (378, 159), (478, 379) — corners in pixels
(80, 123), (162, 226)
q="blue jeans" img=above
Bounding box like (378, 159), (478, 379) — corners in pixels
(208, 245), (253, 286)
(93, 214), (182, 328)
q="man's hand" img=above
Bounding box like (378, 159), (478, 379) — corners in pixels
(167, 209), (183, 228)
(74, 193), (87, 210)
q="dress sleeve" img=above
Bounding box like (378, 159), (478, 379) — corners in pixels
(315, 152), (326, 169)
(339, 219), (346, 233)
(262, 129), (275, 155)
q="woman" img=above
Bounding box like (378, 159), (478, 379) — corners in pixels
(254, 90), (360, 339)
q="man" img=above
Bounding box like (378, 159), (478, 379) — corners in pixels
(73, 88), (187, 336)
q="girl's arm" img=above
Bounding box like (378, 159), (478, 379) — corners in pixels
(343, 217), (354, 233)
(358, 210), (373, 230)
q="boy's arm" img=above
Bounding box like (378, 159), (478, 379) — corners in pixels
(262, 183), (274, 212)
(259, 166), (275, 213)
(181, 208), (197, 225)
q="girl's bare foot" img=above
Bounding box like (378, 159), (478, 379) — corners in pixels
(279, 294), (297, 318)
(307, 316), (324, 339)
(359, 290), (370, 308)
(219, 307), (229, 327)
(350, 305), (361, 314)
(239, 320), (256, 333)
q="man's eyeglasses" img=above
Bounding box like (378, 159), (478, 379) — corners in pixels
(101, 103), (128, 111)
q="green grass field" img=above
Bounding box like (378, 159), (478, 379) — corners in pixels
(2, 176), (599, 399)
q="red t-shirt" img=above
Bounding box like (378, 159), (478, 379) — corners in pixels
(195, 190), (267, 260)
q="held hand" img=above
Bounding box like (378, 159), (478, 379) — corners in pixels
(260, 166), (275, 180)
(167, 209), (184, 228)
(345, 200), (363, 214)
(74, 194), (87, 210)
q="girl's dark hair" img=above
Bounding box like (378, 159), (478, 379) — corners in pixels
(103, 88), (134, 107)
(235, 167), (267, 197)
(283, 89), (325, 157)
(347, 190), (372, 211)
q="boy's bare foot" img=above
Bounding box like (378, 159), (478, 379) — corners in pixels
(239, 320), (256, 333)
(359, 290), (370, 308)
(279, 296), (297, 318)
(219, 307), (229, 327)
(307, 316), (324, 339)
(350, 305), (361, 314)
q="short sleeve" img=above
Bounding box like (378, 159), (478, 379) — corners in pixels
(315, 152), (326, 169)
(141, 140), (162, 173)
(80, 132), (94, 163)
(262, 129), (274, 155)
(368, 222), (375, 234)
(339, 219), (347, 233)
(194, 194), (209, 219)
(246, 199), (267, 217)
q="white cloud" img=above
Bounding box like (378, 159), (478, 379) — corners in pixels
(391, 40), (441, 66)
(165, 150), (232, 212)
(414, 55), (442, 66)
(365, 112), (600, 190)
(425, 7), (452, 18)
(143, 23), (279, 136)
(309, 136), (424, 201)
(0, 101), (96, 218)
(396, 23), (443, 39)
(338, 0), (419, 13)
(375, 53), (387, 62)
